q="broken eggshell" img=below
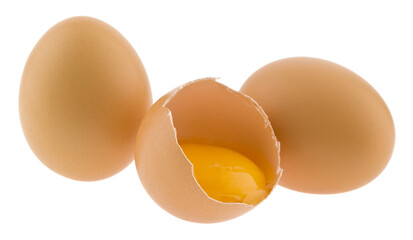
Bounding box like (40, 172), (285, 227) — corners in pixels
(134, 78), (282, 223)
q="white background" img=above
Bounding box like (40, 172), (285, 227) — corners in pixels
(1, 1), (412, 239)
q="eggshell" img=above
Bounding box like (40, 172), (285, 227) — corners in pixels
(241, 57), (395, 194)
(134, 78), (281, 223)
(19, 17), (152, 181)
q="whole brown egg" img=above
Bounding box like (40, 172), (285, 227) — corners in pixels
(241, 57), (395, 194)
(19, 17), (152, 181)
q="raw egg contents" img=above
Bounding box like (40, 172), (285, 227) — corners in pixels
(180, 143), (268, 205)
(135, 79), (281, 223)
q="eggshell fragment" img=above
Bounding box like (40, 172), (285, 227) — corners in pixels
(241, 57), (395, 194)
(19, 17), (152, 181)
(134, 78), (281, 223)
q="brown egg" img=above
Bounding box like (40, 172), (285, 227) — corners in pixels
(241, 57), (395, 194)
(134, 79), (281, 223)
(19, 17), (152, 181)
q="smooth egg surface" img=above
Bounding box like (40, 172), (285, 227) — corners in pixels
(241, 57), (395, 194)
(19, 17), (152, 181)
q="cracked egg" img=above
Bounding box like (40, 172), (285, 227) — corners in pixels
(134, 78), (282, 223)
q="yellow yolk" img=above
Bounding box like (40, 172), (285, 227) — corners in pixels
(179, 143), (268, 205)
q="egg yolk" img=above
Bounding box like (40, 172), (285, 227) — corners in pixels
(179, 143), (268, 205)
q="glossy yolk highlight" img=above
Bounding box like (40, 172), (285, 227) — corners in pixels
(179, 143), (268, 205)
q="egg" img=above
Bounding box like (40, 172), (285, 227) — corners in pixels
(240, 57), (395, 194)
(134, 78), (281, 223)
(19, 17), (152, 181)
